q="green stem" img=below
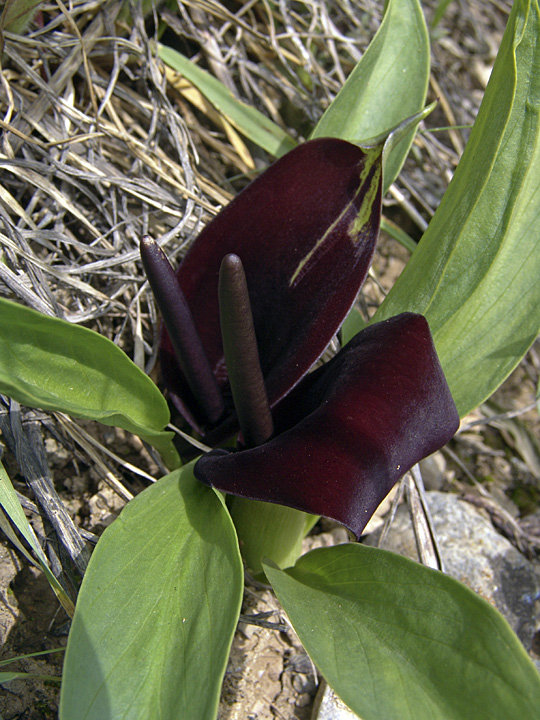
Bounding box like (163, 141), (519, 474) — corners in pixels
(229, 497), (317, 577)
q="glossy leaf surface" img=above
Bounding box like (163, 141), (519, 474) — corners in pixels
(195, 314), (459, 538)
(60, 465), (243, 720)
(0, 298), (178, 468)
(375, 0), (540, 417)
(265, 545), (540, 720)
(161, 138), (382, 431)
(311, 0), (429, 191)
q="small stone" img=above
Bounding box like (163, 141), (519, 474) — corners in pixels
(292, 672), (316, 695)
(87, 484), (125, 529)
(44, 437), (70, 466)
(238, 621), (259, 641)
(313, 683), (360, 719)
(303, 528), (350, 553)
(419, 451), (447, 491)
(330, 527), (350, 545)
(249, 699), (266, 714)
(362, 486), (398, 535)
(296, 692), (312, 707)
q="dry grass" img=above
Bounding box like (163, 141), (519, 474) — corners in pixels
(1, 1), (538, 714)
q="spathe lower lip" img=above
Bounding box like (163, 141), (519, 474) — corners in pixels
(194, 313), (460, 539)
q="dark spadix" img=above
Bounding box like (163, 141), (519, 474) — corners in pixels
(140, 236), (224, 426)
(218, 253), (274, 448)
(194, 314), (460, 539)
(155, 138), (383, 433)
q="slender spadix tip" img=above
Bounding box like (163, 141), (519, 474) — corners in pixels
(218, 252), (274, 447)
(140, 234), (154, 253)
(221, 253), (242, 272)
(140, 235), (162, 270)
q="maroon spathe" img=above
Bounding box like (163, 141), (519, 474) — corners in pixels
(160, 138), (382, 431)
(194, 314), (459, 539)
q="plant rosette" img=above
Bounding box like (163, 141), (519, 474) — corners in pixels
(140, 138), (459, 564)
(1, 0), (539, 717)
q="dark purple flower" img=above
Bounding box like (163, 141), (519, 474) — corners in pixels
(141, 137), (459, 536)
(144, 138), (383, 435)
(194, 313), (459, 539)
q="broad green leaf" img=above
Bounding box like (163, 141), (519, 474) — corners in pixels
(158, 44), (297, 158)
(374, 0), (540, 417)
(265, 545), (540, 720)
(0, 298), (179, 468)
(0, 460), (75, 615)
(311, 0), (430, 191)
(228, 497), (314, 576)
(60, 464), (243, 720)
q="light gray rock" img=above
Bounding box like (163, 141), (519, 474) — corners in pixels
(365, 491), (540, 650)
(419, 451), (447, 491)
(312, 683), (362, 720)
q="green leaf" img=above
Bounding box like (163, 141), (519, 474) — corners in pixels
(374, 0), (540, 418)
(380, 215), (417, 254)
(60, 464), (243, 720)
(265, 545), (540, 720)
(0, 648), (65, 667)
(2, 0), (42, 35)
(311, 0), (430, 191)
(158, 44), (297, 158)
(431, 0), (456, 28)
(228, 497), (314, 576)
(0, 460), (75, 615)
(0, 298), (179, 468)
(340, 305), (367, 345)
(0, 671), (60, 685)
